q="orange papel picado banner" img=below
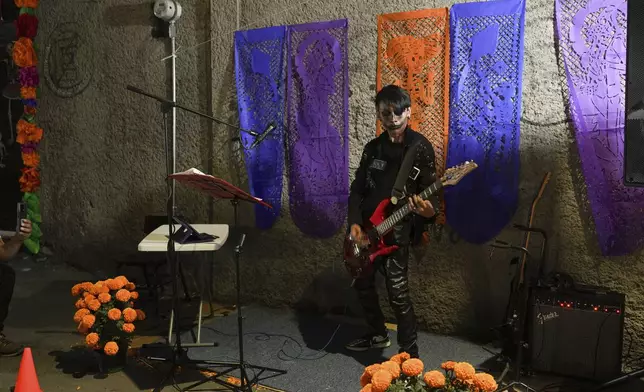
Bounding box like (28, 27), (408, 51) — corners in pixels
(376, 8), (450, 224)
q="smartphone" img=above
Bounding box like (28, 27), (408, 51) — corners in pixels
(16, 202), (26, 232)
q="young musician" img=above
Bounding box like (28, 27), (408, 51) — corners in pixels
(345, 85), (438, 358)
(0, 218), (32, 356)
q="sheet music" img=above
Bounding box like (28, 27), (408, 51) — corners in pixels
(169, 168), (271, 208)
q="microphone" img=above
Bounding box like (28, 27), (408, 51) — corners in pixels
(249, 123), (276, 149)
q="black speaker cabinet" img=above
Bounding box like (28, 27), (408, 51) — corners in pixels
(625, 0), (644, 186)
(528, 286), (625, 381)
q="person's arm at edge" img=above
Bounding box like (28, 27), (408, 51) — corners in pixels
(0, 219), (32, 262)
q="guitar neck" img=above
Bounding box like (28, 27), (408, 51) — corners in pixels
(375, 180), (443, 236)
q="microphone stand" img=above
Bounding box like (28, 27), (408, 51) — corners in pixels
(126, 85), (261, 139)
(126, 84), (266, 391)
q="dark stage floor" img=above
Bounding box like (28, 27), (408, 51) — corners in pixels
(139, 304), (644, 392)
(1, 255), (643, 391)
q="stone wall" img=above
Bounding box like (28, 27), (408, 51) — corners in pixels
(36, 0), (644, 345)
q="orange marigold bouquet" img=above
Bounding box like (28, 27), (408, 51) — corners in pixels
(359, 353), (497, 392)
(71, 276), (146, 357)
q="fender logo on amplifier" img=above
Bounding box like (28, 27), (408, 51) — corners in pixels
(536, 311), (559, 325)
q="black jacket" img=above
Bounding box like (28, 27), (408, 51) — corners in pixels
(348, 128), (440, 246)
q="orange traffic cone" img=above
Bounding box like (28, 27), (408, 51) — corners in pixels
(14, 347), (42, 392)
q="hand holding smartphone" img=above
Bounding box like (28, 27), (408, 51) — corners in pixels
(16, 202), (26, 232)
(16, 202), (31, 240)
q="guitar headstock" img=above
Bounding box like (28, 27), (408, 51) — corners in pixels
(441, 161), (478, 186)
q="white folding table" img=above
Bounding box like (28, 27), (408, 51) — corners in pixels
(138, 224), (229, 346)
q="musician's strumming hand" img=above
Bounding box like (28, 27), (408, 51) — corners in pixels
(350, 224), (369, 246)
(409, 195), (435, 218)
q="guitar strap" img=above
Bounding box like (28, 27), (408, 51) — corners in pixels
(390, 139), (421, 205)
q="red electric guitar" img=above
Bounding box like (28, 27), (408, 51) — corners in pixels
(343, 161), (478, 279)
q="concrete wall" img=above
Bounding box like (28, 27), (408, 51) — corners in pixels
(36, 0), (644, 345)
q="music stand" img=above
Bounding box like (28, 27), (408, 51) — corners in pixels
(168, 169), (287, 392)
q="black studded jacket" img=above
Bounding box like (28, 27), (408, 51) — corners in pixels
(348, 127), (440, 247)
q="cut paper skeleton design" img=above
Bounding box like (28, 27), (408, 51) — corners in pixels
(385, 34), (441, 130)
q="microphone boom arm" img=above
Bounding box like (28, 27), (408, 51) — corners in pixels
(126, 84), (261, 138)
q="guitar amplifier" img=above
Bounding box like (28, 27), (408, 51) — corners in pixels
(527, 285), (625, 381)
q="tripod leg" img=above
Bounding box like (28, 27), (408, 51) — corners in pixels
(168, 309), (175, 343)
(589, 367), (644, 391)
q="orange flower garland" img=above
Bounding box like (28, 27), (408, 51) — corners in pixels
(357, 353), (497, 391)
(12, 37), (36, 67)
(13, 0), (42, 255)
(71, 276), (146, 357)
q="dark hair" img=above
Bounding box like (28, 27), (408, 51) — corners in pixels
(375, 85), (411, 114)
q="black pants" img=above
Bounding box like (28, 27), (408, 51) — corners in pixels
(354, 246), (418, 355)
(0, 263), (15, 332)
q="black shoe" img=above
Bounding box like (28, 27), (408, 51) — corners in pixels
(345, 334), (391, 352)
(399, 344), (419, 358)
(0, 333), (24, 357)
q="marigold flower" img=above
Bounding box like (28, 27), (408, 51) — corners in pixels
(105, 278), (123, 291)
(473, 372), (498, 392)
(20, 86), (36, 100)
(21, 151), (39, 168)
(77, 324), (89, 334)
(15, 0), (39, 8)
(85, 332), (99, 347)
(108, 308), (122, 321)
(380, 360), (400, 378)
(104, 341), (119, 356)
(401, 358), (423, 377)
(390, 352), (410, 364)
(87, 299), (101, 311)
(122, 323), (135, 333)
(81, 314), (96, 329)
(135, 309), (146, 321)
(130, 291), (139, 300)
(84, 293), (96, 302)
(19, 167), (39, 192)
(454, 362), (476, 381)
(441, 360), (456, 371)
(16, 118), (42, 145)
(73, 308), (90, 323)
(74, 299), (87, 309)
(115, 276), (129, 286)
(359, 384), (373, 392)
(97, 293), (111, 303)
(365, 364), (382, 377)
(370, 369), (392, 392)
(88, 284), (100, 295)
(115, 289), (131, 302)
(71, 284), (82, 296)
(122, 308), (137, 322)
(125, 282), (136, 290)
(12, 37), (36, 67)
(423, 370), (446, 388)
(360, 371), (371, 387)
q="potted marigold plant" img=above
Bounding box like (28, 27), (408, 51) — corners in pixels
(71, 276), (146, 372)
(359, 352), (498, 392)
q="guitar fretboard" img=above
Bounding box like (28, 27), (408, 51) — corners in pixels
(376, 180), (443, 236)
